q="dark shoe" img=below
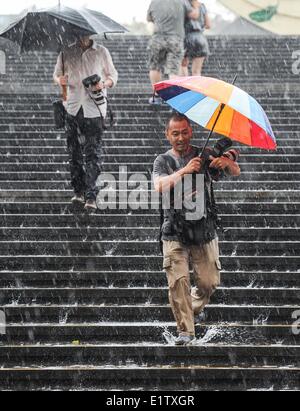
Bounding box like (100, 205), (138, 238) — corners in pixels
(194, 311), (207, 325)
(0, 335), (7, 346)
(71, 194), (85, 205)
(175, 335), (196, 346)
(149, 95), (162, 105)
(84, 199), (97, 213)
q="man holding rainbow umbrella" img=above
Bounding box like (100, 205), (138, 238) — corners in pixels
(153, 76), (277, 346)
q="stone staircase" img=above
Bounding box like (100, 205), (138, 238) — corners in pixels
(0, 35), (299, 391)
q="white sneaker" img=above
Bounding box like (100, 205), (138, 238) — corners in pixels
(71, 195), (85, 205)
(175, 335), (197, 346)
(84, 199), (97, 212)
(149, 95), (163, 105)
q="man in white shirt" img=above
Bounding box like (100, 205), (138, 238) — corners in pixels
(53, 36), (118, 211)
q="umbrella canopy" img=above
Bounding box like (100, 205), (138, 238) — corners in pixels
(154, 76), (277, 151)
(0, 5), (128, 52)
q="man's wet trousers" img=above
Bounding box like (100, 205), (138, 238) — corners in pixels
(65, 107), (103, 201)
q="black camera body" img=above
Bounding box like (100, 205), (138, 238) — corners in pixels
(201, 137), (239, 181)
(82, 74), (105, 106)
(82, 74), (101, 88)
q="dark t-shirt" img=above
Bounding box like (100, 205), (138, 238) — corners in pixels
(147, 0), (193, 39)
(185, 3), (207, 34)
(153, 146), (212, 241)
(153, 146), (199, 180)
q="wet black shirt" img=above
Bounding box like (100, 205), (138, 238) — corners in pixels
(153, 146), (212, 241)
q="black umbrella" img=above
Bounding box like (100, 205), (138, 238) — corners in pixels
(0, 5), (128, 53)
(0, 5), (127, 129)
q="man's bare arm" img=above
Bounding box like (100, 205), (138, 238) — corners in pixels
(154, 157), (204, 193)
(154, 169), (186, 193)
(53, 75), (68, 86)
(204, 13), (211, 30)
(209, 156), (241, 177)
(226, 159), (241, 177)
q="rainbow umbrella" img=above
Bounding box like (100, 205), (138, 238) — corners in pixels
(154, 76), (277, 152)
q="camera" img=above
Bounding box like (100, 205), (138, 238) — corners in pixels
(82, 74), (101, 88)
(201, 137), (240, 181)
(82, 74), (105, 106)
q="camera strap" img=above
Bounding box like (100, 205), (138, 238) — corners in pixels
(105, 96), (115, 128)
(87, 92), (114, 130)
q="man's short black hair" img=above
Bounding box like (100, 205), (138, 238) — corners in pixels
(166, 111), (191, 130)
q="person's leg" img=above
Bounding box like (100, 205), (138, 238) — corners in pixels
(190, 33), (209, 77)
(190, 238), (221, 315)
(180, 57), (190, 77)
(65, 111), (86, 198)
(0, 309), (7, 345)
(80, 116), (103, 203)
(148, 36), (165, 97)
(192, 57), (205, 76)
(163, 240), (195, 338)
(149, 69), (162, 90)
(148, 36), (168, 104)
(165, 37), (184, 80)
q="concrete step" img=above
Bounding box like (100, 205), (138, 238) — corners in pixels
(2, 94), (300, 101)
(0, 138), (299, 148)
(0, 365), (298, 391)
(0, 227), (298, 242)
(0, 270), (298, 288)
(1, 153), (299, 163)
(0, 255), (299, 271)
(1, 201), (297, 214)
(1, 181), (300, 191)
(0, 240), (299, 257)
(3, 60), (296, 67)
(0, 286), (299, 305)
(0, 124), (298, 133)
(1, 146), (300, 156)
(1, 189), (299, 203)
(1, 103), (300, 111)
(2, 163), (300, 173)
(1, 110), (300, 119)
(0, 115), (299, 126)
(0, 213), (298, 228)
(1, 321), (297, 344)
(0, 73), (294, 80)
(1, 344), (299, 368)
(1, 172), (300, 183)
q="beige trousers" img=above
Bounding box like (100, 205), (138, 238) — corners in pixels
(163, 238), (221, 337)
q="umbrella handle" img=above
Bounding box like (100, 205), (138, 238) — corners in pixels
(199, 73), (238, 159)
(61, 51), (67, 102)
(62, 85), (67, 102)
(199, 103), (226, 159)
